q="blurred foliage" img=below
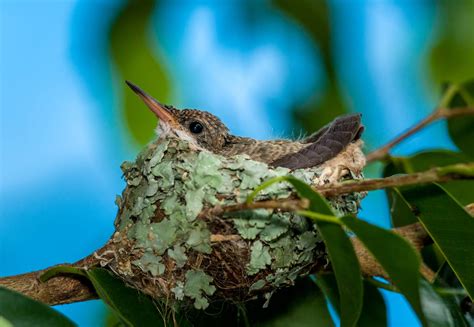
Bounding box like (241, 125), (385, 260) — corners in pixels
(445, 80), (474, 158)
(273, 0), (348, 132)
(429, 0), (474, 83)
(110, 0), (172, 146)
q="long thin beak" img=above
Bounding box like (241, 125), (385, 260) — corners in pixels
(125, 80), (176, 125)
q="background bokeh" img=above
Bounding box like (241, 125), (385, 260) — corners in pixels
(1, 0), (473, 326)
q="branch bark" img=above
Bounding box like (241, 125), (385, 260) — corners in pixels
(0, 246), (108, 305)
(0, 266), (97, 305)
(351, 222), (435, 281)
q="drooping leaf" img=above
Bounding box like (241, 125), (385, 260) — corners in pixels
(248, 176), (363, 327)
(42, 266), (176, 327)
(85, 268), (170, 326)
(356, 281), (387, 327)
(251, 278), (335, 327)
(0, 286), (76, 327)
(311, 221), (362, 327)
(401, 184), (474, 300)
(386, 187), (419, 227)
(340, 216), (426, 326)
(313, 274), (340, 315)
(315, 276), (388, 327)
(277, 176), (363, 327)
(182, 278), (334, 327)
(39, 266), (87, 282)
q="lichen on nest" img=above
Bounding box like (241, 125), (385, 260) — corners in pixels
(104, 136), (366, 310)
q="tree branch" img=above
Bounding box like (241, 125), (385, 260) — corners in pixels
(366, 107), (474, 163)
(0, 222), (432, 306)
(0, 244), (111, 305)
(0, 267), (97, 306)
(351, 222), (435, 281)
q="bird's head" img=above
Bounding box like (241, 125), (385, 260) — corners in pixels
(126, 81), (230, 152)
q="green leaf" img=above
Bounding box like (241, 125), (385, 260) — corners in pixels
(288, 179), (363, 327)
(357, 281), (387, 327)
(386, 187), (418, 227)
(296, 219), (362, 325)
(401, 184), (474, 299)
(419, 279), (466, 327)
(39, 266), (87, 283)
(248, 175), (363, 327)
(0, 286), (76, 327)
(340, 216), (426, 326)
(251, 278), (335, 327)
(313, 274), (340, 314)
(384, 151), (474, 212)
(383, 151), (474, 235)
(444, 81), (474, 158)
(277, 177), (363, 327)
(86, 268), (169, 327)
(430, 264), (472, 327)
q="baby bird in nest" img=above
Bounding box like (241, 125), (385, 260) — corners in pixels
(126, 81), (364, 170)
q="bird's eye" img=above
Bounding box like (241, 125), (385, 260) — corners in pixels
(189, 121), (204, 134)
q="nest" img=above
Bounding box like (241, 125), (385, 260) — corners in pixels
(100, 136), (366, 310)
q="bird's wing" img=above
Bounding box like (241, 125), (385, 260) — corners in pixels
(300, 123), (330, 144)
(271, 113), (364, 169)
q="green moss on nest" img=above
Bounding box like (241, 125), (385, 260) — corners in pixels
(108, 136), (365, 309)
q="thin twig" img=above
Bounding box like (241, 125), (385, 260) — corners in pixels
(210, 234), (241, 242)
(204, 199), (308, 217)
(212, 164), (473, 214)
(366, 107), (474, 163)
(317, 164), (473, 197)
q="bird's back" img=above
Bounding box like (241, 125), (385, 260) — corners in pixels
(220, 114), (363, 170)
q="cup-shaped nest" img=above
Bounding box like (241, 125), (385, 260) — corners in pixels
(100, 136), (366, 310)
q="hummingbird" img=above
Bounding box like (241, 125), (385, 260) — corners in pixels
(126, 81), (364, 170)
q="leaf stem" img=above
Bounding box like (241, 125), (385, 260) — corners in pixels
(296, 210), (342, 224)
(246, 176), (288, 204)
(366, 278), (399, 293)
